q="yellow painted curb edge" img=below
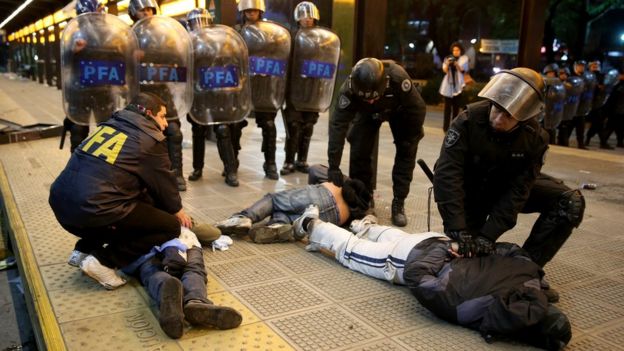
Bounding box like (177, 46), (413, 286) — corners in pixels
(0, 162), (66, 350)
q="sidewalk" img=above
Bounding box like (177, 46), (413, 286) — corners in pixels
(1, 74), (623, 350)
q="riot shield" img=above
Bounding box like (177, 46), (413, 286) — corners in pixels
(543, 77), (566, 129)
(592, 69), (619, 109)
(576, 71), (596, 116)
(240, 21), (291, 112)
(61, 13), (138, 126)
(189, 24), (251, 125)
(133, 16), (192, 120)
(562, 76), (584, 121)
(289, 27), (340, 112)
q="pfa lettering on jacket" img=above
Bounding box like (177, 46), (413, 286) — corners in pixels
(198, 65), (239, 89)
(79, 60), (126, 86)
(249, 56), (286, 77)
(80, 125), (128, 165)
(300, 60), (336, 79)
(139, 63), (187, 83)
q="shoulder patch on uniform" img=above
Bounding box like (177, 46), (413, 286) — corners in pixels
(338, 95), (351, 109)
(401, 79), (412, 92)
(444, 128), (461, 148)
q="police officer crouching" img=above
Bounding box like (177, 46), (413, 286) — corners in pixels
(49, 92), (193, 290)
(434, 68), (585, 301)
(327, 58), (426, 227)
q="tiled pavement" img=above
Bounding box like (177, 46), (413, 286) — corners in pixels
(1, 74), (623, 350)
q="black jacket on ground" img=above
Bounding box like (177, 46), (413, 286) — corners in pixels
(433, 101), (548, 241)
(49, 109), (182, 228)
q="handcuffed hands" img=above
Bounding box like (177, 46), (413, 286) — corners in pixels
(447, 230), (476, 258)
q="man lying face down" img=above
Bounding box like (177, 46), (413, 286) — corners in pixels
(293, 211), (571, 351)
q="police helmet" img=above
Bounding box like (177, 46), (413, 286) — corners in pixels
(294, 2), (320, 22)
(76, 0), (100, 15)
(558, 67), (570, 76)
(478, 67), (545, 121)
(129, 0), (159, 22)
(542, 63), (559, 75)
(187, 8), (213, 31)
(589, 60), (601, 72)
(238, 0), (265, 13)
(574, 60), (586, 67)
(349, 58), (388, 100)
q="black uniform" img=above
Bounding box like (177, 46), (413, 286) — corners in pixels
(49, 109), (183, 268)
(403, 238), (571, 350)
(328, 61), (426, 202)
(434, 101), (584, 266)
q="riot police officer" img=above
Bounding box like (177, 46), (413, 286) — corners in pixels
(541, 63), (566, 144)
(281, 2), (338, 175)
(130, 0), (190, 192)
(585, 60), (619, 149)
(236, 0), (291, 180)
(60, 0), (123, 153)
(565, 60), (594, 149)
(433, 68), (585, 289)
(185, 8), (251, 187)
(327, 58), (427, 227)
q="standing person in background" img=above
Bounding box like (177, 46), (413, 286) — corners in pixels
(439, 42), (469, 132)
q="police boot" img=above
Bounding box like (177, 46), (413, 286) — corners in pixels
(216, 125), (239, 187)
(261, 123), (279, 180)
(166, 121), (186, 191)
(188, 169), (202, 181)
(391, 198), (408, 227)
(281, 122), (299, 175)
(295, 123), (314, 173)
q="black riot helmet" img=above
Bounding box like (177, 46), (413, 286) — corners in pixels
(542, 63), (559, 76)
(187, 8), (213, 31)
(349, 58), (388, 100)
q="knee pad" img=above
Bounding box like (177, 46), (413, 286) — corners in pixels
(215, 124), (231, 139)
(557, 190), (585, 227)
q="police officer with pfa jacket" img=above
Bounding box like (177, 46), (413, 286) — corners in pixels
(327, 58), (426, 227)
(433, 68), (585, 299)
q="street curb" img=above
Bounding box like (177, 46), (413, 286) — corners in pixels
(0, 162), (66, 350)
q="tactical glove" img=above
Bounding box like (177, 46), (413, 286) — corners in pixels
(474, 235), (494, 257)
(447, 230), (476, 258)
(328, 167), (344, 187)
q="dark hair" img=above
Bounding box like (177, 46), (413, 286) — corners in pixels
(127, 92), (166, 116)
(450, 41), (464, 55)
(342, 179), (372, 220)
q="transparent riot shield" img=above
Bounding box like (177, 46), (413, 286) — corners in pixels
(240, 21), (291, 112)
(189, 25), (251, 125)
(543, 77), (566, 129)
(562, 76), (584, 122)
(592, 69), (619, 109)
(576, 71), (596, 116)
(288, 27), (340, 113)
(133, 16), (192, 120)
(61, 13), (138, 126)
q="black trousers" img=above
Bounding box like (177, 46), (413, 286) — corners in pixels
(65, 202), (180, 269)
(443, 94), (462, 132)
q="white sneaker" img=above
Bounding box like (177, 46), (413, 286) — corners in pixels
(349, 214), (378, 234)
(67, 250), (88, 267)
(293, 205), (320, 240)
(215, 215), (252, 236)
(80, 255), (127, 290)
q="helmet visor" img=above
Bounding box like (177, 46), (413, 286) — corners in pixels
(478, 72), (543, 121)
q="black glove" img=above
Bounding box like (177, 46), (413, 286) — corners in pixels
(474, 236), (494, 257)
(328, 167), (344, 187)
(447, 230), (476, 258)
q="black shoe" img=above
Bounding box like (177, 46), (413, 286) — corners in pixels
(391, 199), (407, 227)
(543, 288), (560, 303)
(280, 163), (295, 175)
(600, 143), (614, 150)
(263, 163), (279, 180)
(184, 300), (242, 330)
(176, 175), (187, 192)
(295, 161), (309, 173)
(225, 172), (239, 187)
(159, 278), (184, 339)
(577, 145), (588, 150)
(188, 169), (203, 181)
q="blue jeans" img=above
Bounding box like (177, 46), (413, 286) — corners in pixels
(138, 247), (210, 306)
(240, 184), (340, 225)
